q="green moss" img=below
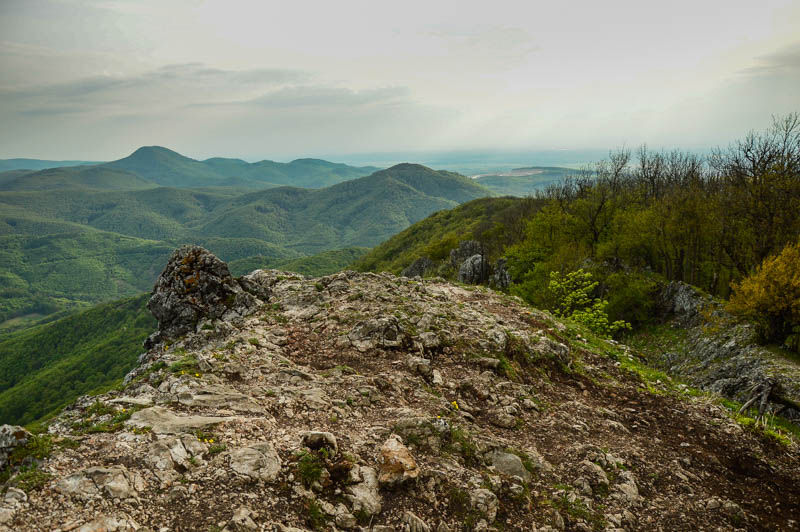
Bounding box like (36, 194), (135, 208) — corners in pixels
(447, 426), (480, 466)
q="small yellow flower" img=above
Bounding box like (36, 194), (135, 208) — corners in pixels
(209, 439), (214, 443)
(181, 370), (186, 375)
(195, 373), (200, 377)
(451, 400), (459, 410)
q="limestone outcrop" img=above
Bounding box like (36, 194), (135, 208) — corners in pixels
(2, 250), (799, 531)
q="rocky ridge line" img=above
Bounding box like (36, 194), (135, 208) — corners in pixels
(1, 246), (799, 531)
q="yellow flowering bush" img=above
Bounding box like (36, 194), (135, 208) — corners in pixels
(728, 241), (800, 351)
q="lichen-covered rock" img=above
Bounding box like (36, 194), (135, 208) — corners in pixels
(490, 258), (511, 289)
(470, 488), (499, 522)
(9, 259), (800, 531)
(126, 405), (237, 434)
(457, 254), (489, 284)
(348, 317), (408, 352)
(449, 240), (484, 269)
(57, 466), (142, 500)
(487, 449), (531, 482)
(345, 465), (382, 516)
(144, 246), (259, 347)
(302, 431), (338, 455)
(228, 442), (281, 482)
(0, 425), (30, 470)
(402, 511), (430, 532)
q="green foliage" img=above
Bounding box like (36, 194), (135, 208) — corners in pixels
(8, 466), (52, 493)
(304, 499), (327, 530)
(728, 241), (800, 350)
(168, 355), (200, 374)
(447, 426), (480, 466)
(297, 451), (325, 487)
(0, 161), (487, 328)
(228, 247), (369, 277)
(354, 196), (542, 274)
(547, 269), (630, 338)
(207, 444), (227, 455)
(0, 294), (154, 425)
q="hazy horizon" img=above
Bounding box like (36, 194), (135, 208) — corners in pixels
(2, 0), (799, 161)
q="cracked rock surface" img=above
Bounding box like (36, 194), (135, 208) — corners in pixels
(2, 250), (799, 531)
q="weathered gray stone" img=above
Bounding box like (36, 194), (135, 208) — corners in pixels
(457, 254), (489, 285)
(126, 406), (236, 434)
(346, 465), (382, 516)
(490, 258), (511, 289)
(144, 246), (259, 347)
(0, 425), (30, 470)
(450, 240), (484, 269)
(402, 511), (431, 532)
(470, 488), (499, 522)
(348, 317), (407, 352)
(302, 431), (338, 455)
(57, 466), (140, 500)
(229, 506), (258, 531)
(228, 442), (281, 481)
(487, 450), (532, 482)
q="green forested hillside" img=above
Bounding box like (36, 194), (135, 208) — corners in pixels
(0, 294), (154, 425)
(357, 116), (800, 339)
(353, 197), (542, 274)
(229, 247), (370, 277)
(0, 162), (490, 328)
(0, 166), (154, 191)
(0, 158), (100, 172)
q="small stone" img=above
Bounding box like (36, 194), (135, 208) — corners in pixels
(334, 504), (357, 529)
(302, 431), (338, 455)
(487, 450), (532, 482)
(229, 506), (258, 530)
(470, 488), (499, 522)
(346, 466), (382, 516)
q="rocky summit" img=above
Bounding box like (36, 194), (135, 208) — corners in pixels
(2, 246), (800, 531)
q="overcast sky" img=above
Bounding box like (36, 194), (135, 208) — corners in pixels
(1, 0), (799, 161)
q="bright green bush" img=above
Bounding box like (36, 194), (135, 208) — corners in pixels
(548, 269), (631, 338)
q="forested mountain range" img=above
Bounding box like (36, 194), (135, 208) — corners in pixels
(0, 159), (490, 330)
(1, 146), (380, 190)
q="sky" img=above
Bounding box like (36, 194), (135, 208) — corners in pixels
(1, 0), (799, 162)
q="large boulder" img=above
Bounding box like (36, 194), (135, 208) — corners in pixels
(458, 254), (489, 284)
(144, 246), (259, 347)
(0, 425), (30, 470)
(490, 258), (511, 289)
(449, 240), (484, 269)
